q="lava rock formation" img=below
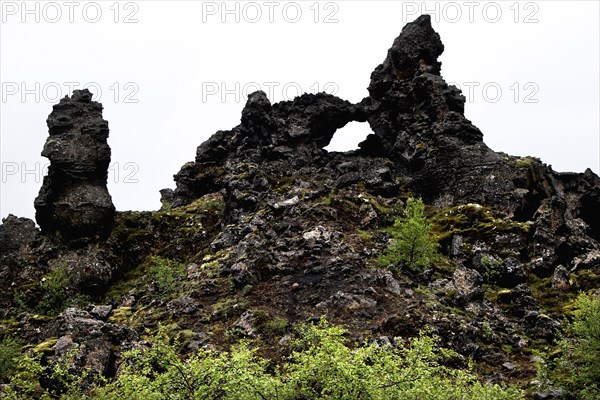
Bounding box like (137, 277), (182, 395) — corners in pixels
(34, 89), (115, 243)
(1, 14), (600, 397)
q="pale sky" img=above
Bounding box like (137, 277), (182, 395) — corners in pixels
(1, 1), (599, 221)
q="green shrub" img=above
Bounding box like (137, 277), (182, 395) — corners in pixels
(4, 347), (97, 400)
(143, 256), (186, 296)
(97, 320), (521, 400)
(36, 267), (70, 316)
(0, 336), (21, 382)
(285, 320), (521, 399)
(97, 328), (281, 400)
(5, 321), (523, 399)
(3, 352), (46, 399)
(480, 255), (502, 282)
(378, 198), (439, 271)
(541, 292), (600, 399)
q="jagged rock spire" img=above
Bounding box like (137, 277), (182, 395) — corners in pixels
(34, 89), (115, 243)
(363, 14), (482, 160)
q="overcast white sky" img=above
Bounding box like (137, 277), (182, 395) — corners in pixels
(1, 0), (599, 221)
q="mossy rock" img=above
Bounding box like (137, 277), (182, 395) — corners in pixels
(513, 156), (540, 169)
(108, 306), (133, 324)
(211, 298), (247, 321)
(33, 338), (58, 355)
(432, 203), (530, 244)
(266, 175), (296, 194)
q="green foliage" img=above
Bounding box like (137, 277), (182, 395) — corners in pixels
(0, 336), (21, 382)
(96, 327), (281, 400)
(266, 175), (296, 194)
(264, 317), (289, 337)
(378, 198), (439, 270)
(211, 297), (248, 321)
(322, 191), (335, 206)
(3, 352), (46, 399)
(480, 255), (503, 282)
(36, 267), (70, 316)
(481, 321), (494, 341)
(106, 256), (187, 309)
(3, 320), (523, 399)
(1, 320), (521, 399)
(285, 320), (521, 399)
(96, 320), (521, 399)
(193, 192), (225, 215)
(4, 319), (523, 400)
(143, 256), (186, 296)
(3, 347), (100, 400)
(541, 292), (600, 399)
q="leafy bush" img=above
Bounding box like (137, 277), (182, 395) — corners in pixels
(3, 348), (98, 400)
(96, 328), (281, 400)
(104, 321), (521, 399)
(36, 267), (70, 316)
(4, 320), (523, 399)
(378, 197), (439, 270)
(480, 255), (503, 282)
(541, 291), (600, 399)
(284, 320), (521, 399)
(142, 256), (186, 296)
(0, 336), (21, 382)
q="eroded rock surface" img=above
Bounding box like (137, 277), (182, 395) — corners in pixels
(1, 14), (600, 394)
(34, 89), (115, 243)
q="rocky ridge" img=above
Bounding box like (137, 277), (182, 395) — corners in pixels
(1, 15), (599, 397)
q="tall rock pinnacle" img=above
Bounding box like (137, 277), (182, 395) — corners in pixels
(34, 89), (115, 242)
(363, 14), (482, 159)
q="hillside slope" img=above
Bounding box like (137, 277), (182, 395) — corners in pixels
(1, 15), (599, 399)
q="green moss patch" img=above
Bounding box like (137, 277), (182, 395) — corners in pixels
(432, 203), (530, 244)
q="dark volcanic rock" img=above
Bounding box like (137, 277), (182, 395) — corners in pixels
(34, 89), (115, 243)
(0, 215), (50, 311)
(1, 14), (600, 395)
(366, 14), (482, 154)
(172, 15), (600, 262)
(47, 307), (138, 382)
(163, 15), (600, 363)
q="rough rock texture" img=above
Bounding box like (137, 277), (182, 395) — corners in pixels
(48, 307), (138, 378)
(0, 215), (51, 313)
(160, 14), (596, 386)
(1, 15), (600, 395)
(34, 89), (115, 243)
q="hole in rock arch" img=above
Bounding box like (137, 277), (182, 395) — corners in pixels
(324, 121), (374, 153)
